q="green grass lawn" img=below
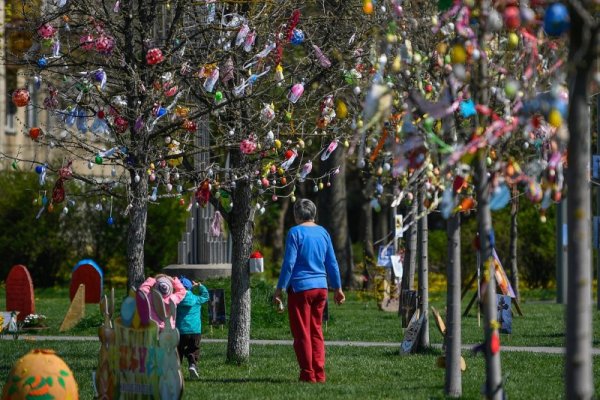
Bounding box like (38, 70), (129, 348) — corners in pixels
(1, 340), (599, 399)
(1, 279), (600, 398)
(1, 280), (599, 348)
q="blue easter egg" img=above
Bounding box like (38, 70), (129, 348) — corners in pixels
(107, 216), (114, 225)
(37, 57), (48, 68)
(290, 29), (305, 45)
(35, 165), (44, 174)
(157, 107), (167, 117)
(544, 3), (570, 37)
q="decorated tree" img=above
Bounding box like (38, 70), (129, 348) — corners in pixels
(3, 0), (385, 363)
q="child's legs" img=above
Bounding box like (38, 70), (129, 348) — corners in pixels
(188, 334), (201, 365)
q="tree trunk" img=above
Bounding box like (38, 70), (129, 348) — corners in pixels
(402, 192), (418, 291)
(226, 161), (254, 364)
(361, 177), (375, 288)
(417, 182), (429, 349)
(445, 212), (461, 397)
(508, 186), (519, 302)
(127, 172), (148, 289)
(320, 150), (353, 287)
(565, 7), (594, 398)
(474, 148), (502, 400)
(474, 3), (502, 397)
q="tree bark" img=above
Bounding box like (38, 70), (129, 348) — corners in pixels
(127, 171), (148, 289)
(474, 3), (502, 397)
(226, 158), (254, 364)
(565, 7), (594, 398)
(508, 186), (519, 302)
(320, 149), (353, 287)
(445, 212), (461, 397)
(417, 182), (429, 349)
(402, 192), (418, 291)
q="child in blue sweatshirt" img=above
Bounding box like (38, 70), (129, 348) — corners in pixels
(175, 276), (209, 379)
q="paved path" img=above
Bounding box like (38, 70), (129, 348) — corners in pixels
(2, 335), (599, 355)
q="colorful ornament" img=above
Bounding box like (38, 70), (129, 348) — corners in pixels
(12, 89), (30, 107)
(290, 29), (305, 45)
(240, 136), (258, 154)
(95, 35), (114, 54)
(80, 34), (95, 50)
(544, 3), (570, 37)
(146, 48), (164, 65)
(37, 23), (57, 39)
(288, 82), (305, 103)
(29, 127), (42, 140)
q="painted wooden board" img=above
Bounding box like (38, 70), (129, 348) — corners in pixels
(400, 308), (423, 355)
(5, 264), (35, 322)
(70, 259), (103, 303)
(60, 283), (86, 332)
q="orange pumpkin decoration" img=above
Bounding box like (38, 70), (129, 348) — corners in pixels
(12, 89), (30, 107)
(1, 349), (79, 400)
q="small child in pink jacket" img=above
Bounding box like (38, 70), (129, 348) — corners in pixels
(139, 274), (186, 329)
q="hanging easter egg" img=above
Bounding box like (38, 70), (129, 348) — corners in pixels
(12, 88), (30, 107)
(459, 197), (475, 212)
(490, 184), (511, 211)
(507, 32), (519, 50)
(449, 44), (467, 64)
(107, 216), (114, 225)
(146, 48), (164, 65)
(35, 164), (45, 174)
(80, 34), (95, 50)
(29, 127), (42, 140)
(215, 91), (223, 102)
(95, 155), (103, 165)
(526, 180), (543, 203)
(1, 349), (79, 399)
(274, 139), (282, 149)
(544, 3), (570, 37)
(363, 0), (374, 14)
(290, 29), (305, 45)
(37, 23), (57, 39)
(548, 108), (562, 127)
(288, 82), (305, 103)
(336, 100), (348, 119)
(95, 35), (115, 54)
(503, 6), (521, 30)
(37, 57), (48, 68)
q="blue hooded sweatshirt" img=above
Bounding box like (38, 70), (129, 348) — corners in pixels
(175, 284), (210, 334)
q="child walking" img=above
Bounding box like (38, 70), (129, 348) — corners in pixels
(175, 276), (209, 379)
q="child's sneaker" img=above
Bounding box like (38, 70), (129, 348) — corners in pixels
(189, 364), (199, 379)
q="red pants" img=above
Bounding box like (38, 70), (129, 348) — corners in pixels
(287, 288), (328, 383)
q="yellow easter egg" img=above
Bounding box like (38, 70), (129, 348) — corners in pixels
(507, 32), (519, 50)
(336, 101), (348, 119)
(363, 0), (373, 14)
(274, 139), (282, 149)
(450, 44), (467, 64)
(548, 109), (562, 128)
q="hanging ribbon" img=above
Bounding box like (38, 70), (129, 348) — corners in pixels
(210, 211), (224, 237)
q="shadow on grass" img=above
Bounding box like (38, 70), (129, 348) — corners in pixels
(199, 377), (290, 384)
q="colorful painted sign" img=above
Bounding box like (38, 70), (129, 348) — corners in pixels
(96, 289), (183, 399)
